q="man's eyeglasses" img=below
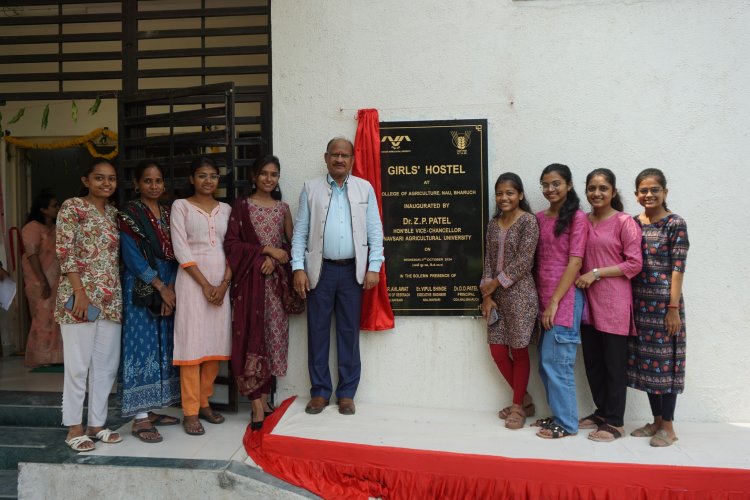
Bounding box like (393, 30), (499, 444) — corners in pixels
(327, 153), (352, 160)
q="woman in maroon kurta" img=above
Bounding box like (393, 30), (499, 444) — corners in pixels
(224, 155), (294, 430)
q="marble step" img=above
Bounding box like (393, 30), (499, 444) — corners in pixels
(0, 390), (124, 428)
(0, 470), (17, 499)
(0, 427), (73, 470)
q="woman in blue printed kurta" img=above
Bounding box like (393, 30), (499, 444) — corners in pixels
(119, 160), (181, 443)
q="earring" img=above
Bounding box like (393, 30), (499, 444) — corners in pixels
(134, 187), (140, 193)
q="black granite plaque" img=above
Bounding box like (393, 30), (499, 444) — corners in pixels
(380, 119), (488, 316)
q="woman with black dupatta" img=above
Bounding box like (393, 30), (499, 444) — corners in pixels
(119, 160), (181, 443)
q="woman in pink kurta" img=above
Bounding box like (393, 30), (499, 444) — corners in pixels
(170, 157), (232, 435)
(575, 168), (642, 442)
(533, 164), (588, 439)
(22, 191), (63, 367)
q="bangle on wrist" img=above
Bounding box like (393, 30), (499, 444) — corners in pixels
(72, 286), (84, 292)
(223, 279), (231, 286)
(666, 304), (679, 309)
(592, 268), (601, 281)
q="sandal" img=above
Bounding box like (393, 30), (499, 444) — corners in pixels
(87, 428), (122, 444)
(530, 416), (555, 428)
(650, 429), (678, 447)
(536, 422), (574, 439)
(198, 407), (225, 424)
(631, 423), (657, 437)
(132, 425), (163, 443)
(183, 418), (205, 436)
(65, 435), (95, 452)
(263, 400), (276, 418)
(498, 402), (535, 419)
(504, 406), (526, 430)
(149, 412), (180, 426)
(579, 413), (606, 430)
(588, 423), (623, 442)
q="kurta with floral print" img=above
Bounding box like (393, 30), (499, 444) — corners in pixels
(55, 197), (122, 324)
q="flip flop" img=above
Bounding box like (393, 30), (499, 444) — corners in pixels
(132, 426), (163, 443)
(631, 423), (657, 437)
(588, 423), (623, 442)
(650, 429), (679, 447)
(88, 428), (122, 444)
(65, 435), (95, 452)
(149, 412), (180, 426)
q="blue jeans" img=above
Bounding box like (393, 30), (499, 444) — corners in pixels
(538, 288), (584, 434)
(306, 261), (363, 400)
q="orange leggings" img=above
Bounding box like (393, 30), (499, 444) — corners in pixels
(180, 361), (220, 416)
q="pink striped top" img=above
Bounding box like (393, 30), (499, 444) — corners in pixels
(582, 211), (643, 335)
(535, 210), (589, 328)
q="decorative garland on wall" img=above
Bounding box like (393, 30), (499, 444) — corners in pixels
(2, 127), (118, 159)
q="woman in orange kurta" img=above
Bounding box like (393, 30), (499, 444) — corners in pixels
(170, 157), (232, 436)
(22, 190), (63, 367)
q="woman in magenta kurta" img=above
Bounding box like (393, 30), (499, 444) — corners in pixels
(533, 164), (588, 439)
(575, 168), (642, 442)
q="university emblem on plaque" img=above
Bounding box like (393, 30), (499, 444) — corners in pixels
(381, 135), (411, 150)
(450, 130), (471, 155)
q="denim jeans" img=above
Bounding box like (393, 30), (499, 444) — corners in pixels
(538, 288), (584, 434)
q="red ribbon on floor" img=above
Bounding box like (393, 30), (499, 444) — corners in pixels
(353, 108), (394, 332)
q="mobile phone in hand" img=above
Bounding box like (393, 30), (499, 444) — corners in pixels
(64, 295), (101, 322)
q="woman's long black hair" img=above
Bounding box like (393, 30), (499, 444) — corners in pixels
(585, 168), (624, 211)
(26, 189), (56, 224)
(247, 154), (282, 200)
(540, 163), (580, 237)
(493, 172), (531, 218)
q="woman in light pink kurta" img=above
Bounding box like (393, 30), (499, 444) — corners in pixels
(171, 198), (232, 364)
(575, 168), (642, 442)
(170, 157), (232, 435)
(22, 191), (63, 367)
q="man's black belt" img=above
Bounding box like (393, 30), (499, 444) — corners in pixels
(323, 258), (355, 266)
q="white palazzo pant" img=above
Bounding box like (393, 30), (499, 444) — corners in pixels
(60, 319), (121, 427)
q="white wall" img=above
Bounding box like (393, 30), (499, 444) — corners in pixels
(272, 0), (750, 422)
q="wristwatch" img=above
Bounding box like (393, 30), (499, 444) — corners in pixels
(592, 268), (601, 281)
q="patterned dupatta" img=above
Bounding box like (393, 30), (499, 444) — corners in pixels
(118, 199), (175, 263)
(118, 200), (175, 314)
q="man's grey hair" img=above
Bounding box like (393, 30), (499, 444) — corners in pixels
(325, 136), (354, 153)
